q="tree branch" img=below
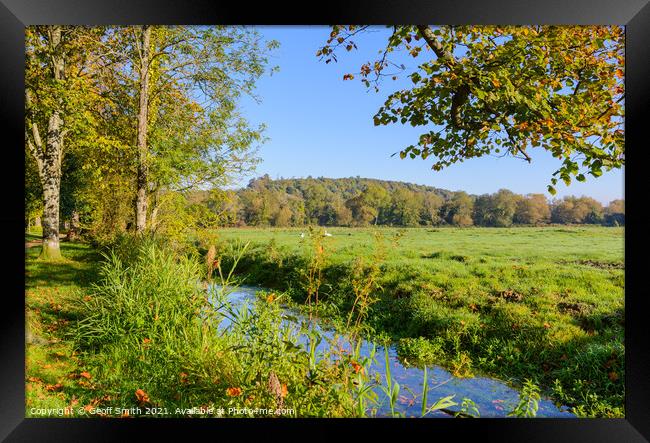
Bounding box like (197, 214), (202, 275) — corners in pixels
(415, 25), (455, 67)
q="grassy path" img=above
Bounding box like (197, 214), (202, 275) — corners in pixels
(25, 234), (101, 416)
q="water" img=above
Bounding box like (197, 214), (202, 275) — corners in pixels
(210, 285), (574, 418)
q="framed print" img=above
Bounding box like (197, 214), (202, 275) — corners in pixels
(2, 0), (649, 441)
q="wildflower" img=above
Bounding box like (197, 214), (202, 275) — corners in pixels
(79, 371), (92, 380)
(266, 293), (275, 303)
(350, 361), (364, 374)
(226, 387), (242, 397)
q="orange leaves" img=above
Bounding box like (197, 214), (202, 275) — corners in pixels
(79, 371), (92, 380)
(608, 371), (619, 382)
(343, 73), (354, 81)
(543, 322), (551, 329)
(350, 361), (364, 375)
(266, 293), (276, 303)
(614, 69), (624, 79)
(142, 338), (151, 346)
(280, 384), (288, 399)
(226, 387), (242, 397)
(135, 388), (150, 405)
(45, 383), (63, 392)
(491, 78), (501, 88)
(179, 372), (188, 384)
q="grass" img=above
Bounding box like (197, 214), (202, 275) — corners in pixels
(210, 226), (625, 417)
(24, 234), (395, 418)
(25, 234), (101, 416)
(25, 225), (624, 417)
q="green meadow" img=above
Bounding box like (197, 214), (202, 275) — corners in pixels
(213, 225), (625, 417)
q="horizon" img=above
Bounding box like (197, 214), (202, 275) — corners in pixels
(234, 26), (624, 207)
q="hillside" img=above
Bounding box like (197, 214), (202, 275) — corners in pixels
(185, 175), (623, 228)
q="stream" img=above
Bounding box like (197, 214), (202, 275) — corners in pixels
(211, 285), (574, 418)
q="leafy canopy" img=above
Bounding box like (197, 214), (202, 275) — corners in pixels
(318, 25), (624, 194)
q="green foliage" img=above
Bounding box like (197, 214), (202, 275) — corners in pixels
(508, 380), (541, 417)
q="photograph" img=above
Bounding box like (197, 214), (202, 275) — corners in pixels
(24, 24), (626, 420)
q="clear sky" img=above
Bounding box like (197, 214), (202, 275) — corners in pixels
(236, 26), (624, 205)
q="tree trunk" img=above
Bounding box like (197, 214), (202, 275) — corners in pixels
(41, 93), (65, 259)
(26, 26), (66, 260)
(135, 25), (151, 234)
(66, 209), (80, 241)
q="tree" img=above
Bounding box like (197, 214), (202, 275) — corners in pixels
(389, 188), (422, 226)
(319, 26), (624, 193)
(606, 199), (624, 215)
(104, 26), (277, 233)
(25, 26), (99, 258)
(273, 205), (293, 227)
(551, 196), (603, 224)
(514, 194), (551, 225)
(472, 189), (519, 227)
(604, 199), (624, 226)
(25, 150), (43, 231)
(345, 195), (377, 226)
(421, 192), (444, 225)
(363, 183), (391, 224)
(443, 191), (474, 226)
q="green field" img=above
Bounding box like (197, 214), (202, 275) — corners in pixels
(213, 226), (625, 417)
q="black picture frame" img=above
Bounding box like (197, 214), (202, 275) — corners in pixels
(2, 1), (648, 441)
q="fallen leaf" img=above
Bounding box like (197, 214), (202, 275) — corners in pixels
(135, 388), (150, 404)
(45, 383), (63, 392)
(608, 371), (619, 382)
(226, 387), (242, 397)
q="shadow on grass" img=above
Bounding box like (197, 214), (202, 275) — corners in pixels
(25, 239), (101, 290)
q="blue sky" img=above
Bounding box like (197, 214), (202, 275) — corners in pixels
(236, 26), (624, 205)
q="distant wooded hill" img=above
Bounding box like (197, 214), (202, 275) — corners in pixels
(187, 175), (624, 228)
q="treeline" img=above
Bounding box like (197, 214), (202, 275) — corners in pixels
(191, 175), (624, 228)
